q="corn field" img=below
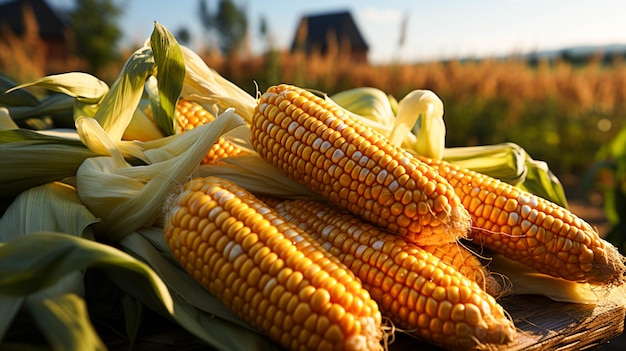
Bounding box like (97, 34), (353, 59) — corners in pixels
(3, 33), (625, 178)
(212, 51), (626, 177)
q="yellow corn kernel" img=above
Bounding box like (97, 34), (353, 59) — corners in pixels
(175, 99), (242, 164)
(420, 156), (626, 285)
(163, 176), (384, 351)
(250, 84), (471, 246)
(270, 198), (515, 350)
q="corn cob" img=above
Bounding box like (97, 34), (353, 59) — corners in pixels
(163, 176), (384, 351)
(263, 196), (501, 297)
(250, 84), (471, 246)
(420, 243), (504, 298)
(270, 198), (515, 350)
(419, 156), (626, 285)
(175, 99), (242, 164)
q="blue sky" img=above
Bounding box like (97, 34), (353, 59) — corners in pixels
(47, 0), (626, 63)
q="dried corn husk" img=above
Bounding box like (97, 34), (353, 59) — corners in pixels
(75, 109), (245, 242)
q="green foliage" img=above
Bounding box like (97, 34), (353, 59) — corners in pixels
(586, 125), (626, 253)
(70, 0), (123, 73)
(198, 0), (248, 55)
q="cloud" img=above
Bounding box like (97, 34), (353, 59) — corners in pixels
(358, 7), (403, 23)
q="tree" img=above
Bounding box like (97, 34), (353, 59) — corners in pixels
(198, 0), (247, 55)
(176, 27), (192, 45)
(70, 0), (123, 73)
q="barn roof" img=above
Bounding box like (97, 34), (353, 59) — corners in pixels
(291, 10), (369, 53)
(0, 0), (68, 38)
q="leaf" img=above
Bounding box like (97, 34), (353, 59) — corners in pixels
(27, 293), (107, 351)
(180, 45), (257, 123)
(520, 155), (569, 209)
(76, 109), (246, 242)
(76, 117), (127, 168)
(0, 295), (23, 341)
(443, 142), (528, 186)
(122, 294), (143, 349)
(93, 47), (155, 141)
(150, 21), (186, 136)
(0, 74), (40, 107)
(0, 232), (172, 314)
(0, 107), (19, 130)
(394, 89), (446, 159)
(330, 87), (395, 126)
(198, 153), (320, 200)
(5, 73), (109, 102)
(0, 182), (99, 242)
(122, 98), (166, 141)
(7, 93), (75, 123)
(0, 130), (97, 201)
(119, 229), (281, 351)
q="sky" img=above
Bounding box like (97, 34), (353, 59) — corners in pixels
(46, 0), (626, 64)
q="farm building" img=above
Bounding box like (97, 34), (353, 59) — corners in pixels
(290, 10), (369, 63)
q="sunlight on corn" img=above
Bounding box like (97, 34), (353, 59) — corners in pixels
(1, 20), (626, 351)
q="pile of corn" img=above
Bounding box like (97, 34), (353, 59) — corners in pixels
(1, 23), (625, 351)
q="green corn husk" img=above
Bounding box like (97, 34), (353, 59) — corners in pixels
(0, 129), (98, 201)
(179, 45), (257, 123)
(0, 180), (169, 351)
(147, 22), (185, 136)
(0, 233), (173, 350)
(328, 87), (447, 159)
(443, 142), (568, 208)
(75, 109), (246, 242)
(5, 72), (109, 126)
(118, 228), (282, 351)
(0, 74), (40, 107)
(0, 181), (98, 347)
(330, 87), (396, 127)
(395, 89), (446, 159)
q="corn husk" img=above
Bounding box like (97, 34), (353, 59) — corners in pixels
(395, 89), (446, 159)
(118, 228), (281, 351)
(443, 142), (528, 185)
(443, 142), (569, 208)
(327, 87), (446, 159)
(146, 22), (185, 136)
(0, 181), (168, 351)
(199, 153), (320, 199)
(0, 181), (98, 241)
(0, 233), (172, 350)
(0, 107), (18, 130)
(0, 74), (40, 107)
(0, 129), (97, 200)
(330, 87), (395, 127)
(179, 45), (257, 122)
(122, 98), (166, 141)
(92, 47), (155, 141)
(5, 72), (108, 122)
(76, 109), (246, 242)
(490, 254), (607, 304)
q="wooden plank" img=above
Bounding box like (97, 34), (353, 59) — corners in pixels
(389, 286), (626, 350)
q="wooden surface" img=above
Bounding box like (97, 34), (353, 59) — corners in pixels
(103, 286), (626, 351)
(390, 286), (626, 350)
